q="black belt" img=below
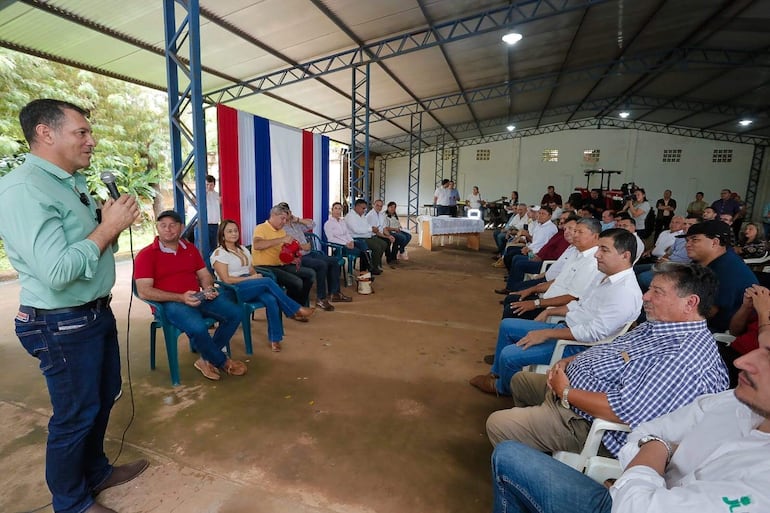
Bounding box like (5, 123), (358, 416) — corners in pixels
(22, 295), (112, 317)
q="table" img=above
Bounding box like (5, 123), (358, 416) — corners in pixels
(418, 216), (485, 251)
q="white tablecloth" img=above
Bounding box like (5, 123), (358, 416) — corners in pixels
(417, 216), (484, 241)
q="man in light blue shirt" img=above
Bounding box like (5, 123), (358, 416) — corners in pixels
(0, 99), (145, 513)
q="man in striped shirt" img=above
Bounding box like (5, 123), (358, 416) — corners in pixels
(486, 262), (729, 456)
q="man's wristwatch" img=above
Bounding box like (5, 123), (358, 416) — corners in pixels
(533, 299), (541, 307)
(560, 387), (571, 409)
(637, 435), (673, 465)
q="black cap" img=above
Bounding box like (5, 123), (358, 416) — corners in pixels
(157, 210), (182, 223)
(676, 220), (731, 246)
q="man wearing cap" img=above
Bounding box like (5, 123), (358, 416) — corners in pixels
(0, 98), (146, 513)
(135, 210), (247, 381)
(252, 205), (316, 305)
(680, 219), (757, 332)
(280, 202), (352, 310)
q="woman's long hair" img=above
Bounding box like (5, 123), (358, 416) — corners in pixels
(386, 201), (399, 219)
(217, 219), (250, 266)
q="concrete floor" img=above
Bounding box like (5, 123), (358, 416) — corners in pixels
(0, 232), (507, 513)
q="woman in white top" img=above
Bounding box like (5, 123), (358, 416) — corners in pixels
(384, 201), (412, 260)
(211, 220), (315, 352)
(622, 188), (651, 239)
(466, 185), (487, 223)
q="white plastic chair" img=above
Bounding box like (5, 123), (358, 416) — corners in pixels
(529, 320), (635, 374)
(714, 331), (735, 346)
(523, 259), (555, 281)
(553, 418), (631, 483)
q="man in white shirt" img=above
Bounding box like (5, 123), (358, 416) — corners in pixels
(205, 174), (221, 256)
(489, 317), (770, 513)
(502, 217), (603, 320)
(472, 228), (642, 396)
(365, 199), (397, 264)
(615, 212), (645, 263)
(505, 206), (557, 260)
(345, 199), (388, 275)
(494, 203), (528, 256)
(642, 215), (684, 261)
(433, 178), (451, 216)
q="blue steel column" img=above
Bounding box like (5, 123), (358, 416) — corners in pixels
(163, 0), (209, 256)
(406, 112), (423, 232)
(378, 158), (386, 200)
(745, 144), (765, 219)
(349, 63), (371, 206)
(434, 132), (445, 187)
(450, 146), (459, 183)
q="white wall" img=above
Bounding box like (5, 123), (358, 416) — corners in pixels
(381, 128), (758, 216)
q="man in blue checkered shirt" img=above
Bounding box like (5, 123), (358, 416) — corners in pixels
(486, 262), (729, 457)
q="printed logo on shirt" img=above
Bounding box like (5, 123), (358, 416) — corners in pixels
(722, 495), (751, 512)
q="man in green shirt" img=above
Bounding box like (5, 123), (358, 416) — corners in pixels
(0, 99), (145, 513)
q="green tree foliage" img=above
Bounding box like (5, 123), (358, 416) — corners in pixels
(0, 48), (170, 207)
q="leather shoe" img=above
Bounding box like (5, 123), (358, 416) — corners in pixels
(222, 359), (247, 376)
(194, 358), (221, 381)
(494, 288), (510, 295)
(292, 306), (315, 321)
(92, 459), (149, 496)
(84, 502), (117, 513)
(330, 292), (352, 302)
(483, 354), (495, 365)
(371, 268), (383, 275)
(469, 374), (499, 395)
(316, 298), (335, 311)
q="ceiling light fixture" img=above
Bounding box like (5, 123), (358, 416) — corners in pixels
(619, 111), (630, 119)
(502, 32), (523, 45)
(507, 125), (515, 132)
(739, 119), (753, 127)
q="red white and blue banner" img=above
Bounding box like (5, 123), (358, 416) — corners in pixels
(217, 104), (330, 245)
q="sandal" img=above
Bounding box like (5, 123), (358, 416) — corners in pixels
(271, 342), (282, 352)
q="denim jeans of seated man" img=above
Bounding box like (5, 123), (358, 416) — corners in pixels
(163, 293), (242, 368)
(491, 441), (612, 513)
(228, 277), (303, 342)
(15, 305), (121, 513)
(506, 255), (542, 290)
(489, 318), (584, 395)
(301, 252), (341, 299)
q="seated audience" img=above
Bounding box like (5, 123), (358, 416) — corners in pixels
(504, 206), (557, 260)
(281, 203), (351, 310)
(600, 209), (615, 230)
(638, 215), (685, 264)
(252, 205), (316, 306)
(735, 222), (767, 260)
(497, 212), (572, 294)
(211, 220), (316, 352)
(366, 199), (398, 264)
(614, 212), (645, 263)
(501, 218), (602, 320)
(472, 229), (642, 396)
(135, 210), (247, 380)
(324, 201), (372, 274)
(486, 263), (728, 455)
(635, 216), (694, 292)
(345, 199), (388, 275)
(385, 201), (411, 260)
(491, 331), (769, 512)
(679, 220), (757, 332)
(494, 203), (527, 257)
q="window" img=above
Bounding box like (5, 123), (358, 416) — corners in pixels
(542, 149), (559, 162)
(712, 149), (733, 163)
(442, 149), (454, 161)
(476, 149), (491, 161)
(583, 149), (600, 163)
(662, 149), (682, 163)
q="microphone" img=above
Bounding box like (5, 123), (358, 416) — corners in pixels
(100, 171), (120, 200)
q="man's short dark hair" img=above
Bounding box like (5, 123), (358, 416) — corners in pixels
(206, 175), (216, 183)
(615, 211), (633, 222)
(354, 198), (368, 207)
(696, 191), (704, 196)
(599, 228), (637, 262)
(540, 205), (553, 215)
(651, 262), (718, 317)
(441, 179), (450, 185)
(19, 99), (90, 145)
(563, 214), (580, 224)
(576, 217), (602, 234)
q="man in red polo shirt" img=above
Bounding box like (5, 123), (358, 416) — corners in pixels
(135, 210), (246, 381)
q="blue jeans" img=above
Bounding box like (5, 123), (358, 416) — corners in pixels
(492, 441), (612, 513)
(233, 278), (301, 342)
(494, 231), (509, 253)
(163, 294), (241, 368)
(506, 256), (542, 290)
(262, 265), (315, 306)
(15, 303), (121, 513)
(490, 319), (584, 395)
(301, 252), (341, 299)
(391, 230), (412, 254)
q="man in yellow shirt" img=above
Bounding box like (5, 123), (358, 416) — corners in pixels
(252, 205), (315, 306)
